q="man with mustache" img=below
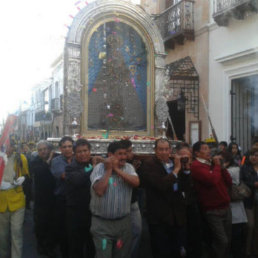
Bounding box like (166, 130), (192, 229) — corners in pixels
(90, 141), (139, 258)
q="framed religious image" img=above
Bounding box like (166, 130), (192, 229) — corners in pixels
(189, 121), (201, 146)
(81, 17), (154, 137)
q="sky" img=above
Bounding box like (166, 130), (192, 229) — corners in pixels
(0, 0), (140, 122)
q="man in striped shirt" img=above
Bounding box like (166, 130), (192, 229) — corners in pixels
(90, 141), (139, 258)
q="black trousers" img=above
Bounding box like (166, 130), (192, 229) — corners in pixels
(231, 223), (247, 258)
(34, 205), (57, 257)
(148, 223), (186, 258)
(186, 204), (203, 258)
(55, 196), (69, 258)
(66, 206), (95, 258)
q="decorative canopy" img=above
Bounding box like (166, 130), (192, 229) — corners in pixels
(166, 56), (199, 80)
(165, 56), (199, 119)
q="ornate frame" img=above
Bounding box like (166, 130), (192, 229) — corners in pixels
(63, 0), (167, 136)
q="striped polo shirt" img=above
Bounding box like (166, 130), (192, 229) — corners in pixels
(90, 162), (137, 219)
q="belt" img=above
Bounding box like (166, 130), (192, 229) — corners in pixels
(93, 214), (128, 221)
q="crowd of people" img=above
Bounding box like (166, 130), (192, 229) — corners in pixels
(0, 135), (258, 258)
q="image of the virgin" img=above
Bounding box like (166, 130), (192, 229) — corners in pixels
(87, 30), (146, 131)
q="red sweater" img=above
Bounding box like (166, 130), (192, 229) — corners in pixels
(191, 159), (232, 211)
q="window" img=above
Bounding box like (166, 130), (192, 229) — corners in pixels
(231, 75), (258, 153)
(55, 81), (59, 98)
(43, 89), (49, 112)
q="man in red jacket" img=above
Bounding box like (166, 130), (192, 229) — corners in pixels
(191, 141), (232, 258)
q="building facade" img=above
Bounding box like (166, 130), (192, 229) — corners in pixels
(49, 55), (64, 138)
(142, 0), (210, 144)
(142, 0), (258, 150)
(32, 79), (53, 140)
(17, 56), (64, 142)
(209, 0), (258, 152)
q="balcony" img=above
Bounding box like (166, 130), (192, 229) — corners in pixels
(155, 0), (194, 49)
(51, 98), (61, 113)
(213, 0), (258, 26)
(35, 111), (52, 122)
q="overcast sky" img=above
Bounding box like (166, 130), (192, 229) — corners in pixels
(0, 0), (140, 122)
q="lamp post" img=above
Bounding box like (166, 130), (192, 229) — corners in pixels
(160, 121), (167, 138)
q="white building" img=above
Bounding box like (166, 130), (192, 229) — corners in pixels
(49, 54), (64, 137)
(209, 0), (258, 152)
(31, 79), (52, 140)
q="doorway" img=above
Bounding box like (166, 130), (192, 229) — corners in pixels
(167, 100), (185, 140)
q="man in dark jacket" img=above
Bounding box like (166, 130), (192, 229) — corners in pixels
(177, 144), (203, 258)
(31, 140), (57, 257)
(51, 136), (74, 258)
(241, 148), (258, 257)
(140, 138), (189, 258)
(65, 138), (95, 258)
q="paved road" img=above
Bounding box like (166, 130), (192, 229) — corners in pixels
(22, 208), (153, 258)
(22, 209), (40, 258)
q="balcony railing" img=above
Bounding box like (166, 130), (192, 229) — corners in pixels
(155, 0), (194, 48)
(213, 0), (258, 26)
(35, 111), (52, 122)
(51, 98), (61, 111)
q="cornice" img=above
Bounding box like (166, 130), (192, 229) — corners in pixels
(215, 47), (258, 64)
